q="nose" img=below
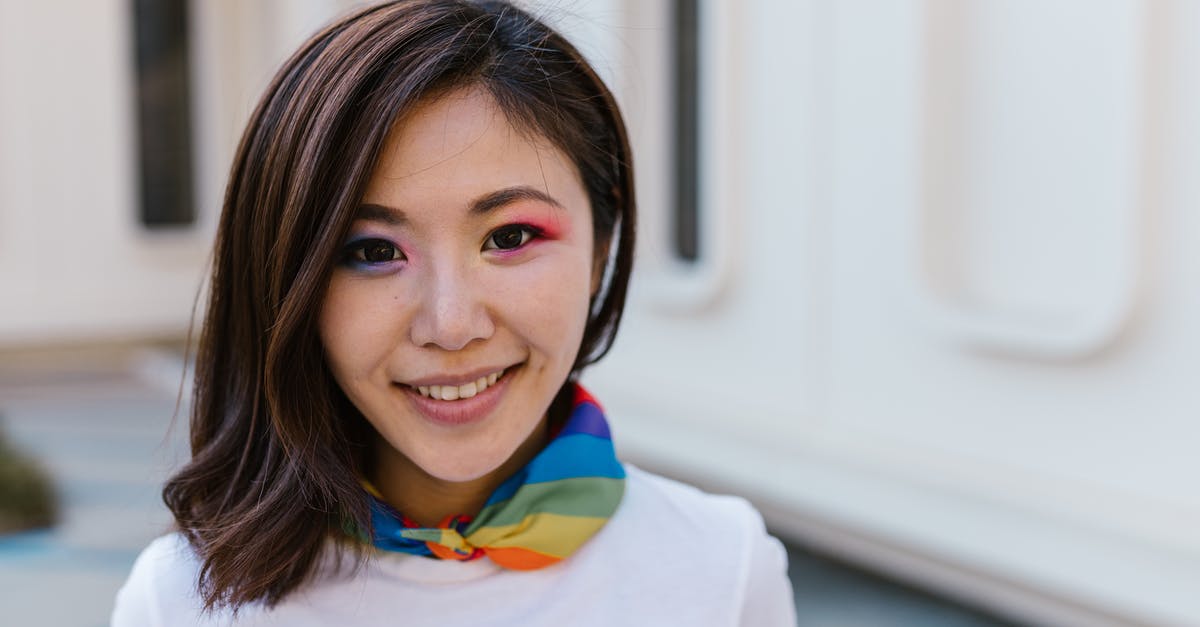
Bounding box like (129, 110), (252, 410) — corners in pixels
(408, 264), (495, 351)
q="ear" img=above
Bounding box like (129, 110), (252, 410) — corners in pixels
(591, 187), (621, 297)
(591, 237), (610, 297)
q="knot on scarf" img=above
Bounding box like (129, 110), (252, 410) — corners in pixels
(398, 514), (484, 561)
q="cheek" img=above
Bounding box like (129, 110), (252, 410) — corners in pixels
(318, 280), (399, 379)
(317, 291), (357, 383)
(497, 255), (594, 354)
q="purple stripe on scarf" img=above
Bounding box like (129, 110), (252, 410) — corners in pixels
(559, 400), (610, 439)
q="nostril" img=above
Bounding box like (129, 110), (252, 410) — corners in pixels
(408, 285), (496, 351)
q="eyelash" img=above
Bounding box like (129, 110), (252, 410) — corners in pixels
(338, 225), (544, 270)
(483, 224), (543, 252)
(340, 238), (405, 270)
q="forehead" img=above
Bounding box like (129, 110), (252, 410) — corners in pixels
(362, 86), (586, 216)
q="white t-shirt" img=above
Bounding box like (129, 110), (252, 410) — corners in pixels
(112, 465), (796, 626)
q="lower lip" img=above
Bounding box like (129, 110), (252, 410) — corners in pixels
(399, 369), (514, 427)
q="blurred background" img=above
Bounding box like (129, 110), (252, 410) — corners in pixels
(1, 0), (1198, 625)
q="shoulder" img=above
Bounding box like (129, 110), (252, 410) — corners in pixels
(621, 464), (768, 546)
(111, 533), (210, 627)
(583, 464), (796, 625)
(624, 464), (755, 517)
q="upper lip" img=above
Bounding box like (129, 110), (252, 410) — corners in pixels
(399, 364), (516, 388)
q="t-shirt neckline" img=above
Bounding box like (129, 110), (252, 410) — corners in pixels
(367, 548), (503, 585)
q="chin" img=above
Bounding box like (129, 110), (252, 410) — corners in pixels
(424, 458), (503, 483)
(395, 428), (519, 482)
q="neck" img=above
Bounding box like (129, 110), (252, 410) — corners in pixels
(369, 418), (550, 527)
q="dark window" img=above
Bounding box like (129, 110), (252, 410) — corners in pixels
(133, 0), (194, 227)
(672, 0), (700, 261)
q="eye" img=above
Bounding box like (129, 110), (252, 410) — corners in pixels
(484, 225), (538, 251)
(344, 238), (404, 265)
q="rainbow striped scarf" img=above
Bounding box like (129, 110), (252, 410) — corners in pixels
(363, 384), (625, 570)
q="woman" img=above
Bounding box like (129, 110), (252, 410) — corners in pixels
(113, 1), (795, 624)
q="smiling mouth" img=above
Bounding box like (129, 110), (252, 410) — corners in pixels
(408, 367), (509, 401)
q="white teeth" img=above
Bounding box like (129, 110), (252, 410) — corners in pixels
(414, 368), (507, 400)
(459, 381), (478, 399)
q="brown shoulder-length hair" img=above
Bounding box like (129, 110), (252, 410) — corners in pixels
(163, 0), (636, 611)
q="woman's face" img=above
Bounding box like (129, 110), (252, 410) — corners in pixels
(319, 87), (597, 483)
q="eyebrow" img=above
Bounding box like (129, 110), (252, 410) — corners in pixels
(355, 185), (564, 224)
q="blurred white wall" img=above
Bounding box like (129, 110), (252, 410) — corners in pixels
(581, 1), (1200, 625)
(0, 0), (359, 346)
(0, 0), (197, 345)
(1, 1), (1197, 625)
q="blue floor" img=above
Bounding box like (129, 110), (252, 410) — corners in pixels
(0, 374), (185, 627)
(786, 543), (1021, 626)
(0, 362), (1025, 626)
